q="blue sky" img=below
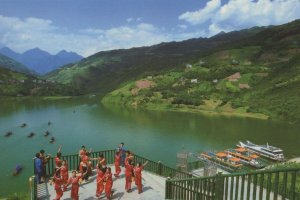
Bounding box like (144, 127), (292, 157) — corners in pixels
(0, 0), (300, 57)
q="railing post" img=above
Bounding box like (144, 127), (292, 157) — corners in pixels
(165, 177), (171, 199)
(214, 172), (224, 200)
(158, 161), (162, 176)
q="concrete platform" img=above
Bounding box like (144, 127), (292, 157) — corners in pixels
(37, 166), (166, 200)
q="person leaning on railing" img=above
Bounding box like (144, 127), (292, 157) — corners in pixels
(34, 153), (43, 184)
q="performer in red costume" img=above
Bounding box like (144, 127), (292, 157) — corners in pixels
(60, 160), (68, 191)
(125, 159), (134, 192)
(66, 171), (84, 200)
(105, 167), (113, 200)
(96, 163), (106, 198)
(134, 161), (148, 194)
(79, 161), (89, 181)
(52, 169), (63, 200)
(54, 145), (63, 170)
(114, 151), (121, 178)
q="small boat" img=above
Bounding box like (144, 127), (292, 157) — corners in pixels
(237, 141), (285, 161)
(44, 131), (50, 137)
(27, 132), (35, 138)
(21, 123), (27, 128)
(49, 137), (55, 143)
(12, 165), (23, 176)
(4, 131), (13, 137)
(48, 121), (52, 126)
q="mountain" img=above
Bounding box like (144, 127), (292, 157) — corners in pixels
(101, 19), (300, 123)
(0, 47), (83, 74)
(47, 25), (267, 94)
(0, 53), (35, 74)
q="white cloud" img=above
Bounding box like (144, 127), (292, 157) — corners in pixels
(126, 17), (134, 23)
(0, 15), (171, 57)
(179, 0), (300, 36)
(178, 0), (221, 25)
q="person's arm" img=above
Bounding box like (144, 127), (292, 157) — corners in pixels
(57, 145), (62, 153)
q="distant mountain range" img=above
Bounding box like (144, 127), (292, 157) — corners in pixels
(0, 53), (35, 74)
(0, 47), (83, 74)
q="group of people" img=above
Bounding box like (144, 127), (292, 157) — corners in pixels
(34, 142), (148, 200)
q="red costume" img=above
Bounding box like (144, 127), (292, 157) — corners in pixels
(79, 149), (86, 158)
(81, 154), (89, 163)
(55, 156), (62, 168)
(67, 174), (82, 200)
(114, 153), (121, 177)
(134, 165), (144, 193)
(105, 171), (113, 199)
(60, 163), (68, 191)
(125, 160), (133, 191)
(96, 168), (105, 197)
(53, 174), (63, 200)
(98, 157), (106, 166)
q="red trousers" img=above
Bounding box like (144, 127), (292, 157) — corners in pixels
(71, 185), (79, 200)
(135, 176), (142, 192)
(105, 182), (113, 199)
(114, 163), (121, 177)
(54, 187), (63, 200)
(96, 181), (104, 196)
(125, 175), (132, 191)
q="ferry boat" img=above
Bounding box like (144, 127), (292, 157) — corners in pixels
(237, 141), (284, 161)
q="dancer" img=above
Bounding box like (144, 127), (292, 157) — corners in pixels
(40, 149), (50, 181)
(134, 161), (148, 194)
(96, 163), (106, 198)
(125, 159), (134, 192)
(60, 160), (68, 191)
(105, 167), (113, 200)
(114, 150), (121, 177)
(55, 145), (63, 170)
(52, 169), (63, 200)
(79, 161), (89, 181)
(66, 171), (84, 200)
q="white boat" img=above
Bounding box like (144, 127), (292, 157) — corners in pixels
(237, 141), (284, 161)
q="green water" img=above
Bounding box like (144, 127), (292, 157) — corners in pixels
(0, 97), (299, 197)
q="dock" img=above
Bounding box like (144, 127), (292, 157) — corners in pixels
(36, 166), (166, 200)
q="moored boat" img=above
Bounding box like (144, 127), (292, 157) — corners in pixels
(21, 123), (27, 128)
(237, 141), (284, 161)
(27, 132), (35, 138)
(44, 131), (50, 137)
(4, 131), (13, 137)
(49, 137), (55, 143)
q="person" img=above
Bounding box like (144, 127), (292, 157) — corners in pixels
(91, 153), (106, 167)
(79, 161), (89, 181)
(78, 145), (86, 160)
(66, 171), (84, 200)
(34, 153), (43, 184)
(119, 143), (126, 167)
(125, 150), (134, 165)
(60, 160), (68, 191)
(96, 163), (106, 198)
(54, 145), (63, 170)
(125, 159), (134, 192)
(114, 150), (121, 178)
(40, 149), (50, 181)
(105, 167), (113, 200)
(134, 161), (148, 194)
(52, 169), (63, 200)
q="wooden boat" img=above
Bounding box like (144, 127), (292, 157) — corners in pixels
(49, 137), (55, 143)
(21, 123), (27, 128)
(44, 131), (50, 137)
(27, 132), (35, 138)
(12, 165), (23, 176)
(4, 131), (13, 137)
(227, 149), (265, 169)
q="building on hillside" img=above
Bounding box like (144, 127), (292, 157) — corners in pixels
(191, 79), (198, 83)
(226, 72), (241, 82)
(239, 83), (250, 89)
(212, 79), (218, 84)
(186, 64), (192, 68)
(147, 76), (153, 80)
(19, 80), (25, 83)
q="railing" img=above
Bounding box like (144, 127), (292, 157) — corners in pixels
(165, 167), (300, 200)
(31, 149), (193, 200)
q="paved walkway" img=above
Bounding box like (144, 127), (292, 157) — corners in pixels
(37, 166), (166, 200)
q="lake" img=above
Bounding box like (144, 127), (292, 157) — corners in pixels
(0, 96), (299, 197)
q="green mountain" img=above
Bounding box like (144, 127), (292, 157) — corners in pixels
(0, 53), (35, 75)
(46, 26), (267, 94)
(0, 66), (80, 96)
(101, 20), (300, 123)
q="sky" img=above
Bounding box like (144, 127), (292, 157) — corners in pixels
(0, 0), (300, 57)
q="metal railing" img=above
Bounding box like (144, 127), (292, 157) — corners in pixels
(165, 167), (300, 200)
